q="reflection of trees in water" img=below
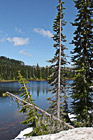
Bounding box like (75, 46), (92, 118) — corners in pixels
(36, 81), (49, 97)
(0, 82), (21, 98)
(31, 86), (34, 95)
(46, 83), (49, 95)
(29, 81), (49, 97)
(0, 88), (21, 98)
(37, 84), (40, 97)
(42, 85), (45, 94)
(0, 81), (49, 98)
(42, 81), (49, 95)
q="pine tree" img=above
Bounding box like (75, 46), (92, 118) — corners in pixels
(47, 0), (69, 121)
(70, 0), (93, 127)
(17, 71), (48, 136)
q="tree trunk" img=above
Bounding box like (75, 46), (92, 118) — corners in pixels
(57, 1), (62, 119)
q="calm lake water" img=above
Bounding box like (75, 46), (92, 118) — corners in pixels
(0, 80), (72, 140)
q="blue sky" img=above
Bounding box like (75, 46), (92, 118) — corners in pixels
(0, 0), (77, 67)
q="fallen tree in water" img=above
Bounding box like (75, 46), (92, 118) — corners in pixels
(4, 91), (74, 129)
(3, 72), (74, 136)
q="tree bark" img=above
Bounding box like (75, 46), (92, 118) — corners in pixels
(57, 0), (62, 120)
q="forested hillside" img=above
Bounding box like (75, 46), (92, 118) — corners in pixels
(0, 56), (74, 81)
(0, 56), (51, 80)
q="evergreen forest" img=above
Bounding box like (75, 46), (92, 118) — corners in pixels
(0, 56), (73, 81)
(1, 0), (93, 137)
(0, 56), (51, 80)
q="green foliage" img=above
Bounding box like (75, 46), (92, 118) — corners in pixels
(70, 0), (93, 127)
(17, 71), (51, 136)
(47, 0), (70, 123)
(0, 57), (51, 80)
(17, 71), (67, 136)
(0, 56), (72, 81)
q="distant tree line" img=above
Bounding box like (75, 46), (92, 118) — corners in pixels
(0, 56), (51, 80)
(0, 56), (74, 81)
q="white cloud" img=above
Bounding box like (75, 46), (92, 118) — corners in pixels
(15, 27), (24, 34)
(34, 28), (53, 38)
(0, 35), (29, 46)
(19, 50), (32, 57)
(7, 37), (29, 46)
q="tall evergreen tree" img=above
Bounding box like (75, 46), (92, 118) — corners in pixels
(71, 0), (93, 126)
(48, 0), (68, 120)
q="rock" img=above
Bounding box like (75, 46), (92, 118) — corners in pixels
(14, 127), (33, 139)
(14, 127), (93, 140)
(68, 113), (76, 121)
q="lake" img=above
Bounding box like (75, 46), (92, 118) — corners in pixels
(0, 80), (72, 140)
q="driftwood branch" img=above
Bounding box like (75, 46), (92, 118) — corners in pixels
(5, 91), (74, 129)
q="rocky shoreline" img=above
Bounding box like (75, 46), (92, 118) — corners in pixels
(14, 127), (93, 140)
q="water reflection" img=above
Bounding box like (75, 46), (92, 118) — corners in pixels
(0, 80), (72, 140)
(0, 81), (49, 98)
(30, 81), (49, 97)
(0, 82), (20, 97)
(0, 81), (50, 140)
